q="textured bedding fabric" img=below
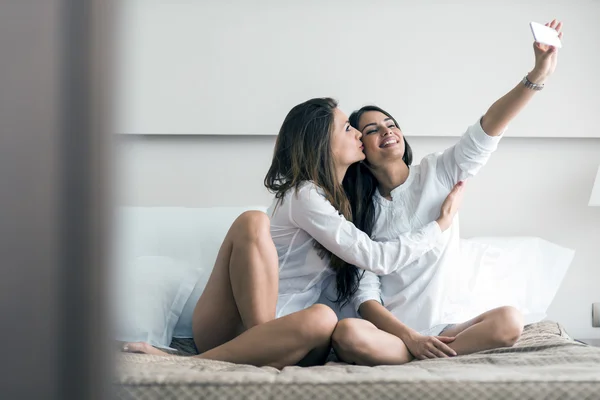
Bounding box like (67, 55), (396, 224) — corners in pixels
(115, 321), (600, 400)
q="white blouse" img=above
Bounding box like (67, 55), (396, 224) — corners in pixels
(352, 118), (503, 333)
(268, 180), (443, 318)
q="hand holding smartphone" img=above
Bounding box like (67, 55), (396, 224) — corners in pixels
(530, 21), (562, 48)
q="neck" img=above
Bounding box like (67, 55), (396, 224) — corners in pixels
(371, 160), (409, 199)
(336, 165), (349, 185)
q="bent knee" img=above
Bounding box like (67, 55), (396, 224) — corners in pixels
(309, 304), (339, 332)
(301, 304), (338, 343)
(332, 318), (365, 345)
(234, 210), (270, 239)
(332, 319), (374, 356)
(492, 306), (524, 347)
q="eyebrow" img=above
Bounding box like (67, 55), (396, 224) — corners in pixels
(360, 117), (393, 132)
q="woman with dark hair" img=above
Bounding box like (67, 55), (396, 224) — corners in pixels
(123, 97), (464, 368)
(263, 98), (462, 320)
(332, 20), (563, 365)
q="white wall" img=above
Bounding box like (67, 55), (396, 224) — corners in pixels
(115, 0), (600, 138)
(117, 134), (600, 339)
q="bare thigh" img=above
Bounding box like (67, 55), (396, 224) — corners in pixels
(192, 233), (243, 353)
(438, 306), (506, 338)
(191, 214), (279, 353)
(438, 317), (480, 338)
(438, 306), (524, 355)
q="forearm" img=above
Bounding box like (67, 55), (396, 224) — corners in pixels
(481, 69), (547, 137)
(359, 300), (417, 342)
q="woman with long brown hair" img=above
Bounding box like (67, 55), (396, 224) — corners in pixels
(124, 97), (463, 368)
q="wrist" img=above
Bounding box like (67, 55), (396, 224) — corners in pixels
(436, 217), (448, 232)
(527, 69), (549, 85)
(399, 329), (420, 343)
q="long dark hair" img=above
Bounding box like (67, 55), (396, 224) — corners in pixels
(336, 105), (413, 306)
(264, 97), (353, 277)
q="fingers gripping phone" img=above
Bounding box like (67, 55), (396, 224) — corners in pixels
(530, 21), (562, 48)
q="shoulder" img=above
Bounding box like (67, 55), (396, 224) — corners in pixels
(421, 151), (444, 165)
(278, 182), (330, 217)
(293, 181), (326, 201)
(418, 152), (444, 174)
(267, 181), (318, 217)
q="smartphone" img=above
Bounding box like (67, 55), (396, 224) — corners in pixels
(530, 21), (562, 48)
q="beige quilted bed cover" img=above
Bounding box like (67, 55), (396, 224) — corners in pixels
(115, 321), (600, 399)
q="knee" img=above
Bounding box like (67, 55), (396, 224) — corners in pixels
(490, 306), (524, 347)
(332, 319), (372, 361)
(331, 319), (355, 354)
(231, 210), (272, 244)
(299, 304), (338, 345)
(233, 210), (270, 242)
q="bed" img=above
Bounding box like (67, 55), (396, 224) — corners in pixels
(115, 321), (600, 399)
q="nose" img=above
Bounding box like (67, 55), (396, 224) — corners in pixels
(355, 128), (362, 140)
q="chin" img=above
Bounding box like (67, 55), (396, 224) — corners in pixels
(392, 146), (405, 158)
(379, 150), (404, 163)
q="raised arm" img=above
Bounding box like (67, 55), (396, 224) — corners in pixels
(481, 20), (562, 136)
(436, 20), (562, 189)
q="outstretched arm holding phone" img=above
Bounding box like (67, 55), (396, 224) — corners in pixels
(481, 19), (563, 137)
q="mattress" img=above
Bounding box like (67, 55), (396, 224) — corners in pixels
(115, 321), (600, 399)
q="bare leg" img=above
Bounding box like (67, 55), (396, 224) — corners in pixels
(332, 318), (413, 366)
(198, 304), (336, 368)
(439, 306), (524, 355)
(191, 211), (279, 353)
(123, 211), (337, 368)
(125, 304), (338, 369)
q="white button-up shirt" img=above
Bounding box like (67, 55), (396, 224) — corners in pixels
(351, 118), (503, 333)
(268, 180), (444, 318)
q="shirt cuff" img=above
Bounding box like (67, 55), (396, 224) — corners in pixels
(470, 117), (504, 150)
(423, 220), (444, 247)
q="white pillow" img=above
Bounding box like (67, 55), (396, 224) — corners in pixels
(172, 271), (211, 338)
(114, 206), (267, 340)
(443, 237), (575, 325)
(171, 206), (268, 338)
(113, 256), (200, 349)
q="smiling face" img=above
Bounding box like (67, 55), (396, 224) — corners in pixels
(330, 107), (366, 170)
(357, 110), (405, 166)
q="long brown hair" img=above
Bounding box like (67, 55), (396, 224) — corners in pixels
(264, 98), (352, 281)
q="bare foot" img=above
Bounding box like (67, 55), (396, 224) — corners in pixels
(122, 342), (170, 356)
